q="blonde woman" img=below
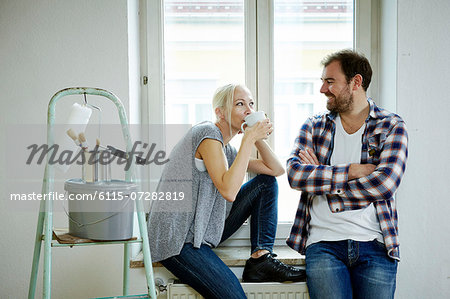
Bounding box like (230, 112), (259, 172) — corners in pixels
(148, 84), (305, 299)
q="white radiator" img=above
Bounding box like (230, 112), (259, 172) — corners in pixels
(166, 282), (309, 299)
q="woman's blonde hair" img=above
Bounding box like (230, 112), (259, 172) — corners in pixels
(212, 83), (243, 135)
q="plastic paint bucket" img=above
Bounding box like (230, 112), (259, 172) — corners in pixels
(64, 179), (137, 240)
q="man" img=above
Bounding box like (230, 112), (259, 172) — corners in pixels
(286, 50), (408, 299)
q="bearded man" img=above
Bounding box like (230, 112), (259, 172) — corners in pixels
(286, 50), (408, 299)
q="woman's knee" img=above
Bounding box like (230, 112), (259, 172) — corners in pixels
(255, 174), (277, 188)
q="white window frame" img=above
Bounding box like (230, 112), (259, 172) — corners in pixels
(140, 0), (378, 245)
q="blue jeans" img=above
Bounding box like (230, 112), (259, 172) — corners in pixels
(161, 175), (278, 299)
(305, 240), (398, 299)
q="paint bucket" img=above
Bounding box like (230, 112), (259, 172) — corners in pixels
(64, 179), (137, 240)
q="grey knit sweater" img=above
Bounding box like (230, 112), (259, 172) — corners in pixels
(147, 121), (237, 262)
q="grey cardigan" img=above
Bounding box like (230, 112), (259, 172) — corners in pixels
(147, 121), (237, 262)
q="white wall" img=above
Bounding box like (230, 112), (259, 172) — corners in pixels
(0, 0), (148, 298)
(1, 0), (450, 298)
(396, 0), (450, 298)
(378, 0), (397, 113)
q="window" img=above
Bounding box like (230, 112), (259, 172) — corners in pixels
(163, 1), (245, 126)
(273, 0), (354, 221)
(144, 0), (372, 236)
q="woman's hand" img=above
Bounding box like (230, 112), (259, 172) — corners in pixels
(245, 118), (285, 177)
(243, 119), (273, 143)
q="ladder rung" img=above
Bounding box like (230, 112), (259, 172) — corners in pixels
(52, 239), (142, 247)
(92, 294), (149, 299)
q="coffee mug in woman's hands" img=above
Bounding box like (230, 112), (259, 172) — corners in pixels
(241, 111), (266, 132)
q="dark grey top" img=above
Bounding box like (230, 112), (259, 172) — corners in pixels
(147, 121), (237, 262)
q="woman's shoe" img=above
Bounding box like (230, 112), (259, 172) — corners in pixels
(242, 253), (306, 282)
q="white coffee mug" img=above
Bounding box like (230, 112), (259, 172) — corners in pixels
(241, 111), (266, 132)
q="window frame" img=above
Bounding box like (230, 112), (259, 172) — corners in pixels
(140, 0), (377, 244)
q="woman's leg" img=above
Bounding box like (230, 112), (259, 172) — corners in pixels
(220, 174), (278, 253)
(220, 175), (305, 282)
(161, 243), (246, 299)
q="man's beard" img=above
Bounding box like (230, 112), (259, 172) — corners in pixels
(326, 85), (353, 113)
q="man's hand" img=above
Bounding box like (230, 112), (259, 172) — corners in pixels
(299, 148), (320, 165)
(348, 164), (376, 180)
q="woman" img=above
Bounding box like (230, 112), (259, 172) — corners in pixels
(148, 84), (305, 299)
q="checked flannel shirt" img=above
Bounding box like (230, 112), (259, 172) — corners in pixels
(286, 98), (408, 260)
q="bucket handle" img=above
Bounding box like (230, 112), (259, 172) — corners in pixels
(62, 191), (132, 227)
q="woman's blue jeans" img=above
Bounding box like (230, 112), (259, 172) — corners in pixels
(305, 240), (398, 299)
(161, 174), (278, 299)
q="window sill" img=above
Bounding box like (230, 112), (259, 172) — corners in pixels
(130, 245), (305, 268)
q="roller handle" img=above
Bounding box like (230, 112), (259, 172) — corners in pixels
(106, 145), (146, 165)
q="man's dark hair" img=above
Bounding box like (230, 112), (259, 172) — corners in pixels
(321, 49), (372, 91)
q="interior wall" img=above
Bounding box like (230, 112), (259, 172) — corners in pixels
(0, 0), (147, 298)
(378, 0), (397, 113)
(396, 0), (450, 298)
(1, 0), (450, 298)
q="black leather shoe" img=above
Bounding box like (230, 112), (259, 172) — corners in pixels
(242, 253), (306, 282)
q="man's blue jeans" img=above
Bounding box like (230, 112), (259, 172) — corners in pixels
(161, 175), (278, 299)
(305, 240), (398, 299)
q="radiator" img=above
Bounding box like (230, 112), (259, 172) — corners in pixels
(166, 282), (309, 299)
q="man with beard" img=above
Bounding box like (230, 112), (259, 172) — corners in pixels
(286, 50), (408, 299)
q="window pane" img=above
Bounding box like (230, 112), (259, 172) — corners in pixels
(163, 0), (245, 125)
(274, 0), (354, 222)
(166, 104), (189, 124)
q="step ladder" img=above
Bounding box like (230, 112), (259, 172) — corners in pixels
(27, 87), (157, 299)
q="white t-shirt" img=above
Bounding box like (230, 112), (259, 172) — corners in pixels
(306, 115), (383, 247)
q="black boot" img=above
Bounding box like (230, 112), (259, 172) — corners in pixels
(242, 253), (306, 282)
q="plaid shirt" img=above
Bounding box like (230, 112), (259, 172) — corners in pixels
(286, 98), (408, 260)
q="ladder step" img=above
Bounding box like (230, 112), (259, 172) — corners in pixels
(92, 294), (149, 299)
